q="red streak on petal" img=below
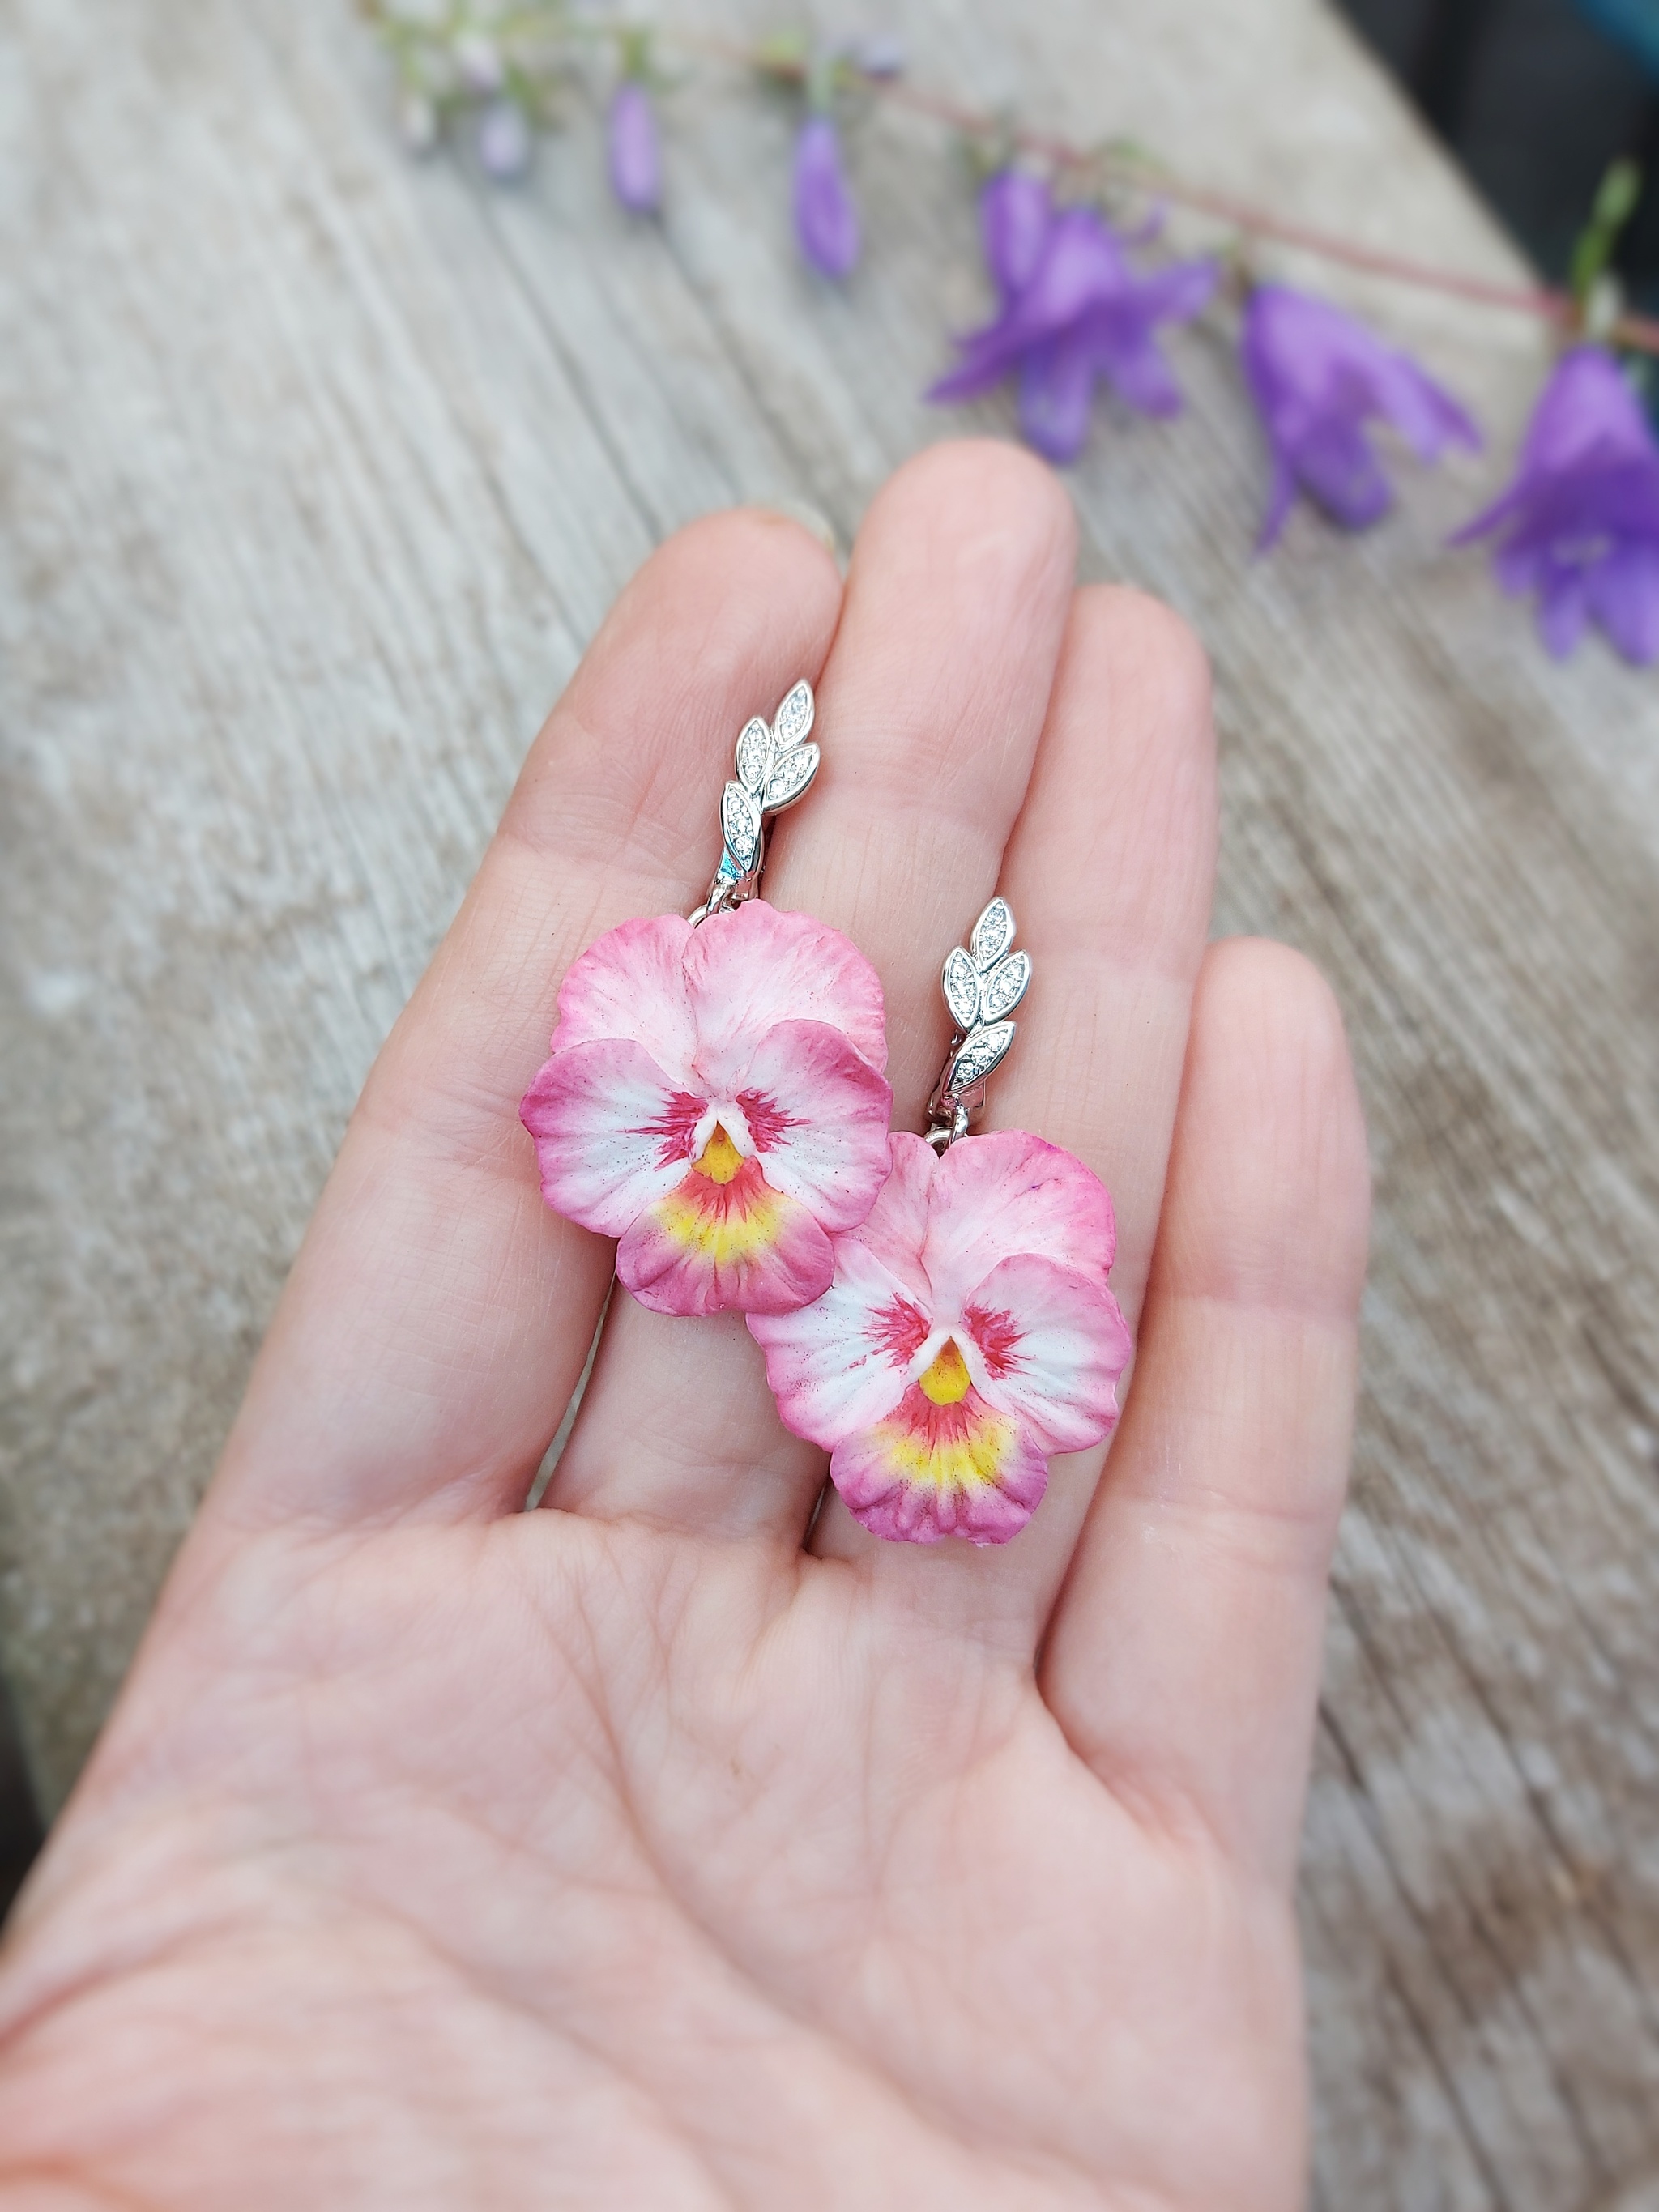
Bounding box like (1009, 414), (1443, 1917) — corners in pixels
(891, 1383), (980, 1449)
(633, 1089), (708, 1169)
(868, 1293), (931, 1367)
(965, 1302), (1023, 1379)
(736, 1086), (806, 1153)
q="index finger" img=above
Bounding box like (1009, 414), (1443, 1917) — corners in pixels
(207, 511), (842, 1532)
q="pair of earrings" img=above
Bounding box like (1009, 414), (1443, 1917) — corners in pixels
(521, 683), (1131, 1545)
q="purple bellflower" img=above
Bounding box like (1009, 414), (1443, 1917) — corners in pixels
(477, 96), (531, 181)
(608, 80), (661, 213)
(1452, 346), (1659, 664)
(1242, 286), (1479, 548)
(928, 177), (1217, 464)
(794, 114), (859, 279)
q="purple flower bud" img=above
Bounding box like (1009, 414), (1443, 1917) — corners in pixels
(608, 80), (661, 213)
(478, 97), (531, 181)
(1242, 286), (1478, 549)
(793, 115), (859, 279)
(979, 169), (1052, 302)
(1452, 345), (1659, 664)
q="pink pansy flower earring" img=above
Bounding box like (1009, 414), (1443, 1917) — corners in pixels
(749, 900), (1132, 1543)
(521, 683), (895, 1317)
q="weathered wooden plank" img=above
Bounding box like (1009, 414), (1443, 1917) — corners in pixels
(2, 0), (1658, 2203)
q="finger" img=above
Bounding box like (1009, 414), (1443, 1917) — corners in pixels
(552, 441), (1079, 1537)
(206, 511), (842, 1531)
(811, 586), (1217, 1609)
(1042, 938), (1370, 1889)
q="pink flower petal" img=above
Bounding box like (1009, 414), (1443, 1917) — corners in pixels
(923, 1129), (1118, 1311)
(684, 902), (887, 1089)
(618, 1152), (834, 1316)
(962, 1252), (1130, 1454)
(838, 1132), (936, 1294)
(732, 1019), (893, 1234)
(830, 1382), (1049, 1546)
(749, 1234), (931, 1446)
(549, 913), (699, 1084)
(520, 1035), (702, 1236)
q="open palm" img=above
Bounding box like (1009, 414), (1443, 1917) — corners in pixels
(0, 445), (1367, 2211)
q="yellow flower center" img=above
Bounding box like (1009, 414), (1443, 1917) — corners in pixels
(918, 1338), (971, 1406)
(692, 1123), (744, 1185)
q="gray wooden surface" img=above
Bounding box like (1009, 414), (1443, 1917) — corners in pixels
(3, 0), (1658, 2202)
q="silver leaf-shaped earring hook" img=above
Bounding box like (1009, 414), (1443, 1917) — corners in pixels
(926, 897), (1030, 1151)
(691, 680), (821, 923)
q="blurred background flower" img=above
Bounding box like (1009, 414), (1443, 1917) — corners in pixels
(1453, 345), (1659, 661)
(793, 113), (860, 279)
(1242, 286), (1480, 546)
(928, 185), (1215, 462)
(608, 79), (661, 212)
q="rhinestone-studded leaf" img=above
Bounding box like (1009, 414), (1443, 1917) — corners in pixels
(942, 945), (980, 1032)
(980, 950), (1030, 1022)
(950, 1021), (1016, 1091)
(970, 897), (1016, 971)
(762, 741), (819, 813)
(772, 680), (814, 749)
(721, 782), (761, 871)
(736, 717), (771, 796)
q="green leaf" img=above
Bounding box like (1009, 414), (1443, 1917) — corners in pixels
(1570, 159), (1644, 305)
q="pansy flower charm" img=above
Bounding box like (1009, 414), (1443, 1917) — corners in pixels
(749, 900), (1132, 1543)
(521, 684), (894, 1316)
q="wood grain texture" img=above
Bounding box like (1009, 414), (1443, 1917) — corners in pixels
(2, 0), (1657, 2201)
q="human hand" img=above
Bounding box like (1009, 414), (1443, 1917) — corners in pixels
(0, 443), (1367, 2211)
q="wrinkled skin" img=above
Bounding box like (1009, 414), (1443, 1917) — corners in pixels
(0, 445), (1368, 2211)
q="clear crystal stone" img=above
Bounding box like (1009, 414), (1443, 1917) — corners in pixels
(970, 897), (1015, 970)
(942, 946), (980, 1030)
(950, 1021), (1015, 1090)
(736, 717), (771, 795)
(772, 680), (814, 748)
(721, 781), (761, 868)
(762, 741), (818, 812)
(981, 950), (1030, 1021)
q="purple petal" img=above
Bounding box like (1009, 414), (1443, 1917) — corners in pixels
(1288, 416), (1394, 531)
(979, 169), (1053, 300)
(1517, 347), (1655, 477)
(929, 208), (1209, 450)
(1587, 540), (1659, 664)
(1009, 208), (1129, 336)
(608, 82), (661, 212)
(1087, 311), (1183, 417)
(1243, 283), (1477, 542)
(1017, 334), (1098, 462)
(478, 98), (531, 181)
(927, 215), (1121, 402)
(1244, 284), (1477, 460)
(1493, 537), (1546, 598)
(794, 116), (859, 279)
(1537, 572), (1589, 658)
(1132, 257), (1219, 327)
